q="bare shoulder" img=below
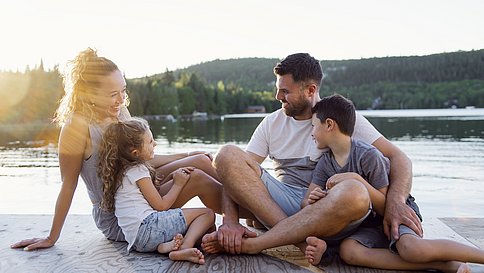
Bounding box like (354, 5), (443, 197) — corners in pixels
(58, 113), (90, 153)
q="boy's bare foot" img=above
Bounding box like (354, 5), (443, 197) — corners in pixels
(169, 248), (205, 264)
(456, 263), (471, 273)
(157, 233), (184, 254)
(305, 236), (327, 266)
(201, 231), (225, 254)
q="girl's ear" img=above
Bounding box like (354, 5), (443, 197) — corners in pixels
(131, 149), (139, 157)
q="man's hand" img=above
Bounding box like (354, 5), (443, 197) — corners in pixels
(217, 222), (257, 254)
(383, 199), (423, 240)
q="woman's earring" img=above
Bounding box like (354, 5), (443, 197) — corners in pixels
(91, 103), (95, 107)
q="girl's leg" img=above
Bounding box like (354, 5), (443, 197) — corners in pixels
(339, 239), (465, 272)
(167, 208), (214, 265)
(178, 208), (215, 249)
(159, 169), (222, 214)
(396, 233), (484, 264)
(157, 154), (219, 180)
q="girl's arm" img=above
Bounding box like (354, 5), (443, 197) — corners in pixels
(11, 115), (88, 250)
(137, 168), (190, 211)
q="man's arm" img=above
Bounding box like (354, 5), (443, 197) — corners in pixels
(372, 137), (423, 239)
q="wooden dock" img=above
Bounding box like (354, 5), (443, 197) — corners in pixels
(1, 215), (483, 273)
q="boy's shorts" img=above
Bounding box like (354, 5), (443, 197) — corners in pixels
(132, 209), (187, 252)
(346, 224), (418, 253)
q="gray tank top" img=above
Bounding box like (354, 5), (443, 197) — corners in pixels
(79, 108), (130, 241)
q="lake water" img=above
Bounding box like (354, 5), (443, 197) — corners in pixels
(1, 109), (484, 219)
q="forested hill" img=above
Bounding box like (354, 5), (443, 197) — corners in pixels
(172, 50), (484, 90)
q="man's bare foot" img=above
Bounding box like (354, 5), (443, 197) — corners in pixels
(157, 233), (184, 254)
(305, 236), (327, 266)
(169, 248), (205, 264)
(201, 231), (225, 254)
(456, 263), (471, 273)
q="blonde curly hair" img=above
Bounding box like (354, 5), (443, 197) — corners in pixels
(53, 48), (126, 125)
(97, 117), (158, 212)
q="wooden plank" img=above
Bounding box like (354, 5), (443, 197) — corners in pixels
(0, 214), (313, 273)
(2, 215), (484, 272)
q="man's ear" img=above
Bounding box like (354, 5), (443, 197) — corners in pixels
(307, 83), (317, 97)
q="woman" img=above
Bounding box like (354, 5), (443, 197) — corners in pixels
(10, 48), (222, 250)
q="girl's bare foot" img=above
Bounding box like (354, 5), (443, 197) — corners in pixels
(169, 248), (205, 264)
(305, 236), (327, 266)
(201, 231), (225, 254)
(157, 233), (184, 254)
(456, 263), (471, 273)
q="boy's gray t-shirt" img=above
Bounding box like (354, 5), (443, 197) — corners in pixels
(312, 139), (390, 190)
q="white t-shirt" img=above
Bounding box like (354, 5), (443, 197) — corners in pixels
(246, 109), (382, 187)
(115, 164), (156, 251)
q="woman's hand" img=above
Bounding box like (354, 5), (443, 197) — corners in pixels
(10, 237), (56, 251)
(187, 151), (213, 161)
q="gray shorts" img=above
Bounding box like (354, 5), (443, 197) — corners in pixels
(132, 209), (187, 252)
(346, 224), (418, 253)
(260, 168), (307, 216)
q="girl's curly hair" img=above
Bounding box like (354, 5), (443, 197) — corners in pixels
(97, 117), (158, 212)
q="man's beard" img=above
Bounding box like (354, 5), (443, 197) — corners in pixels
(282, 98), (311, 118)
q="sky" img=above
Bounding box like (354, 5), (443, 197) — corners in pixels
(0, 0), (483, 78)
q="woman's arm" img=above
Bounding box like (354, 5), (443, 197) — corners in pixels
(11, 115), (88, 250)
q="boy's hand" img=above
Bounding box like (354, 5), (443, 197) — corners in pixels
(173, 167), (194, 186)
(308, 187), (328, 204)
(326, 172), (364, 189)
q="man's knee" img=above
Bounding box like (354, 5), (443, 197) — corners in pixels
(329, 179), (370, 218)
(213, 144), (243, 169)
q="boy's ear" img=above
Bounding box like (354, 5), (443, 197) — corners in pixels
(326, 118), (336, 130)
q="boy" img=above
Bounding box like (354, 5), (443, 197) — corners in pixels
(303, 94), (482, 272)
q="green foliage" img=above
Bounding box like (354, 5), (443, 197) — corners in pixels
(1, 49), (483, 125)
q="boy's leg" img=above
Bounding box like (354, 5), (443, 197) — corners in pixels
(396, 233), (484, 264)
(340, 239), (465, 272)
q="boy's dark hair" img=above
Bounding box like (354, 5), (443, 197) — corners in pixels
(312, 94), (356, 136)
(273, 53), (323, 87)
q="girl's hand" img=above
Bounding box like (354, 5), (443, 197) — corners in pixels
(308, 187), (328, 204)
(172, 167), (194, 186)
(326, 172), (363, 189)
(10, 237), (55, 251)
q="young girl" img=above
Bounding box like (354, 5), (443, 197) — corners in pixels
(98, 117), (214, 264)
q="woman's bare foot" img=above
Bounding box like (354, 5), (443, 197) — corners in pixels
(201, 231), (225, 254)
(169, 248), (205, 264)
(157, 233), (184, 254)
(305, 236), (327, 266)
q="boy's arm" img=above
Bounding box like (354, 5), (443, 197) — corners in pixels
(372, 137), (422, 239)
